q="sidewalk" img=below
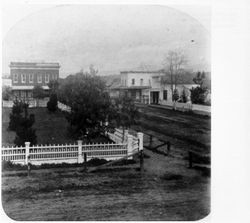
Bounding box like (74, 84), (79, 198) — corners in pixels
(148, 103), (211, 116)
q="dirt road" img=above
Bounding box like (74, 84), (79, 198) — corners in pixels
(2, 148), (210, 221)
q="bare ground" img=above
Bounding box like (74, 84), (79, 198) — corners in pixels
(2, 148), (210, 221)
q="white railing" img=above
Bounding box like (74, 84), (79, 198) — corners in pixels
(2, 100), (14, 107)
(1, 129), (143, 165)
(57, 102), (71, 112)
(107, 128), (124, 143)
(2, 99), (49, 108)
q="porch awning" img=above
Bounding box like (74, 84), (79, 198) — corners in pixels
(11, 86), (50, 90)
(112, 86), (151, 90)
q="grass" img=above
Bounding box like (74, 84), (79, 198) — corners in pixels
(2, 108), (110, 145)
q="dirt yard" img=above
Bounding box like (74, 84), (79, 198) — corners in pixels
(2, 148), (210, 221)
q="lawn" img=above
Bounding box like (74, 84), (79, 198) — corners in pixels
(2, 108), (108, 146)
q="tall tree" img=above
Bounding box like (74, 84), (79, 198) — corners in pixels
(112, 95), (139, 141)
(8, 100), (37, 146)
(58, 70), (114, 141)
(193, 71), (206, 87)
(163, 50), (187, 101)
(48, 80), (59, 95)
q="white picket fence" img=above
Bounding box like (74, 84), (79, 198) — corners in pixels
(1, 129), (143, 165)
(2, 99), (49, 108)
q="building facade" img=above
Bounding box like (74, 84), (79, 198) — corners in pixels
(110, 70), (198, 105)
(10, 62), (60, 100)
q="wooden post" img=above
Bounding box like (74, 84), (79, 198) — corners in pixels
(25, 142), (30, 165)
(149, 135), (153, 147)
(137, 132), (143, 151)
(167, 141), (171, 155)
(77, 140), (83, 163)
(140, 150), (144, 172)
(127, 135), (133, 160)
(84, 153), (87, 171)
(189, 151), (193, 168)
(27, 155), (31, 176)
(124, 129), (129, 142)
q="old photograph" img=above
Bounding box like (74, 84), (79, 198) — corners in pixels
(1, 4), (211, 221)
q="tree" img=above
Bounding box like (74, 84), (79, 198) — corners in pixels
(2, 86), (12, 100)
(163, 50), (187, 101)
(33, 85), (45, 107)
(180, 88), (188, 103)
(193, 71), (206, 87)
(47, 93), (58, 112)
(172, 88), (180, 102)
(8, 100), (37, 146)
(8, 100), (24, 131)
(112, 95), (140, 141)
(58, 70), (114, 141)
(48, 80), (59, 95)
(190, 86), (207, 105)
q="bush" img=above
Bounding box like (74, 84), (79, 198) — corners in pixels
(8, 100), (24, 131)
(47, 93), (58, 112)
(8, 100), (37, 146)
(14, 126), (37, 146)
(190, 86), (207, 105)
(172, 89), (179, 101)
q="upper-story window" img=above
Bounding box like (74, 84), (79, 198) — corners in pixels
(140, 79), (143, 86)
(38, 74), (42, 83)
(132, 78), (135, 85)
(13, 73), (18, 83)
(45, 73), (49, 83)
(29, 74), (33, 83)
(21, 74), (26, 83)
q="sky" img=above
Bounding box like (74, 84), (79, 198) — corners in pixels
(2, 4), (211, 77)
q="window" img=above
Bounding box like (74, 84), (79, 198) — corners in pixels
(163, 90), (168, 100)
(21, 74), (26, 83)
(140, 78), (143, 86)
(132, 78), (135, 85)
(29, 74), (33, 83)
(45, 73), (49, 83)
(38, 74), (42, 83)
(13, 73), (18, 83)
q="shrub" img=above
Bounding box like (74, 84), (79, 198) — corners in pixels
(172, 88), (179, 101)
(47, 93), (58, 112)
(190, 86), (207, 105)
(8, 100), (25, 131)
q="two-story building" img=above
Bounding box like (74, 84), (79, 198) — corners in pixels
(110, 70), (198, 104)
(10, 62), (60, 100)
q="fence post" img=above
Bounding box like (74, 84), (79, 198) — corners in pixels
(77, 140), (83, 163)
(137, 132), (143, 151)
(127, 134), (133, 160)
(25, 142), (30, 165)
(140, 150), (144, 172)
(84, 153), (87, 171)
(124, 129), (129, 142)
